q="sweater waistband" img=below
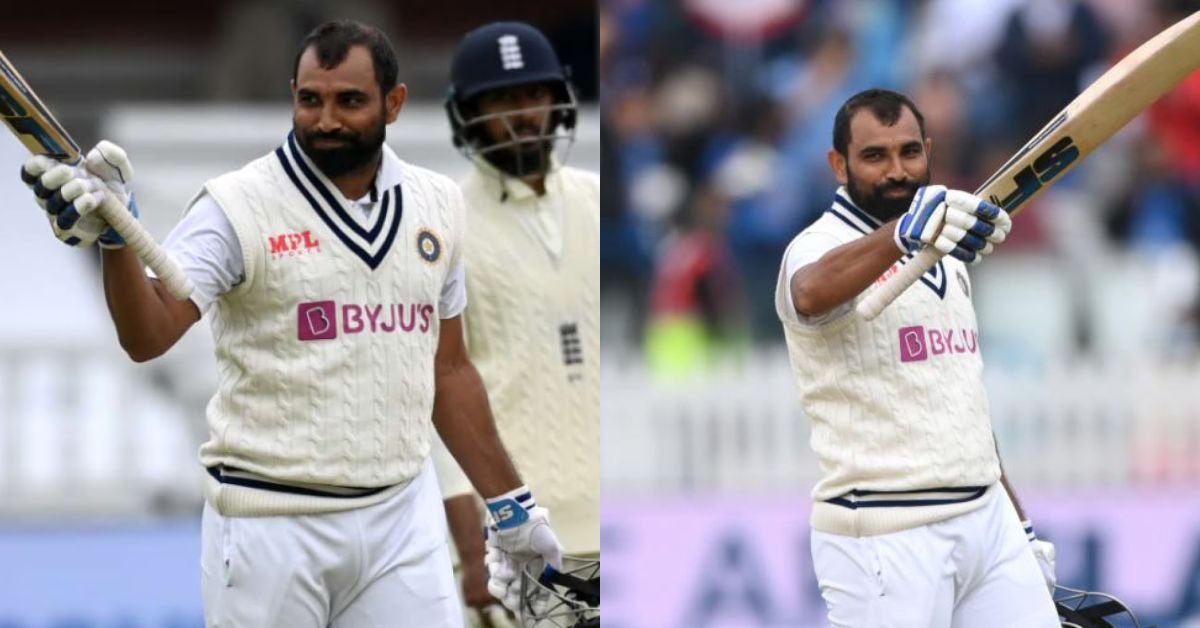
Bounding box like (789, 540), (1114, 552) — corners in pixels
(207, 465), (393, 499)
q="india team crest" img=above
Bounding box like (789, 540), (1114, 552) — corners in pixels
(417, 229), (442, 263)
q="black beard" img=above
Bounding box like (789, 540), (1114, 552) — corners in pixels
(483, 140), (552, 177)
(844, 164), (930, 222)
(295, 120), (386, 178)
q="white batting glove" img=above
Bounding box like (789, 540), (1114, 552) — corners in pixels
(894, 186), (1012, 264)
(1024, 520), (1057, 594)
(19, 140), (138, 249)
(483, 486), (564, 613)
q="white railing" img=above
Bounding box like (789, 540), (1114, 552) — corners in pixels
(602, 348), (1200, 494)
(0, 345), (204, 518)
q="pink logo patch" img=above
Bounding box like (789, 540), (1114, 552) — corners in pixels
(898, 325), (979, 362)
(898, 325), (928, 362)
(298, 301), (337, 341)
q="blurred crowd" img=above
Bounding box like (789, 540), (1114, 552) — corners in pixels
(601, 0), (1200, 372)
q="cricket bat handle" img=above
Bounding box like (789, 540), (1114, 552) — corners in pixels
(97, 196), (194, 301)
(856, 246), (942, 320)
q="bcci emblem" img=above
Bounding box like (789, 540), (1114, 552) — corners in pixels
(417, 229), (442, 263)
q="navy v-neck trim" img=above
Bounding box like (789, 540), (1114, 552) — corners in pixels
(286, 133), (388, 242)
(275, 142), (404, 271)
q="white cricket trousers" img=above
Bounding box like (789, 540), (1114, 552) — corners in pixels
(811, 487), (1058, 627)
(201, 461), (463, 627)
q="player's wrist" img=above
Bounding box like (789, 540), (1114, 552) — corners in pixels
(485, 485), (536, 530)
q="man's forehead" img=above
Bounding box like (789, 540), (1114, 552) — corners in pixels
(848, 108), (922, 149)
(296, 46), (377, 92)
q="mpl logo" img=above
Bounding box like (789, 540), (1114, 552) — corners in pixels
(269, 230), (321, 259)
(898, 325), (979, 363)
(297, 300), (436, 341)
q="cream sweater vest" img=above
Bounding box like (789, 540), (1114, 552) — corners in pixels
(776, 196), (1000, 537)
(199, 136), (464, 516)
(436, 163), (600, 553)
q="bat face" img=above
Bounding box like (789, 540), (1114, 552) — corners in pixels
(0, 51), (79, 160)
(986, 129), (1081, 213)
(974, 10), (1200, 219)
(858, 10), (1200, 321)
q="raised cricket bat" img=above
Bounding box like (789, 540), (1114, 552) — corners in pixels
(0, 50), (192, 300)
(857, 10), (1200, 320)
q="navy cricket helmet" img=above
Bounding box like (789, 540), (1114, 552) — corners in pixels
(445, 21), (578, 177)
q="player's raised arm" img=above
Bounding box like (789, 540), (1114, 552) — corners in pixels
(790, 221), (901, 318)
(20, 141), (200, 361)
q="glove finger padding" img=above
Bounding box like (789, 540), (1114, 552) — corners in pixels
(21, 155), (60, 203)
(21, 157), (117, 248)
(945, 189), (1011, 244)
(85, 140), (135, 186)
(943, 205), (995, 239)
(49, 214), (108, 248)
(37, 163), (80, 205)
(56, 177), (108, 226)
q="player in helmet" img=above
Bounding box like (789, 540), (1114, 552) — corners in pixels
(432, 20), (599, 628)
(444, 21), (579, 187)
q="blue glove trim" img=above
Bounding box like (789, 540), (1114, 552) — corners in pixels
(46, 190), (68, 215)
(487, 498), (531, 529)
(909, 187), (945, 236)
(486, 486), (536, 530)
(20, 165), (37, 186)
(31, 179), (53, 200)
(56, 205), (80, 230)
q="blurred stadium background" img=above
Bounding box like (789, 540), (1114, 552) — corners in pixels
(601, 0), (1200, 626)
(0, 1), (597, 625)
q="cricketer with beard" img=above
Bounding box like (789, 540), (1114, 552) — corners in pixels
(773, 88), (1058, 627)
(18, 19), (564, 627)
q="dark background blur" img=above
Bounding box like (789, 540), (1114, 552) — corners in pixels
(0, 0), (597, 145)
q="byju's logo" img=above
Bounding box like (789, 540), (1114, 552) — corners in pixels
(898, 326), (927, 362)
(269, 230), (321, 259)
(296, 301), (436, 341)
(898, 325), (979, 363)
(298, 301), (337, 341)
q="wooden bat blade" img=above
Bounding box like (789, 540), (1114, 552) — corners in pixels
(857, 10), (1200, 321)
(0, 50), (79, 160)
(977, 10), (1200, 217)
(0, 49), (193, 301)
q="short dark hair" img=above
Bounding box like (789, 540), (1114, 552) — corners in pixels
(292, 20), (399, 96)
(832, 88), (926, 156)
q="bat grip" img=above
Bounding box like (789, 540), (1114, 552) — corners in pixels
(856, 247), (943, 320)
(97, 196), (194, 301)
